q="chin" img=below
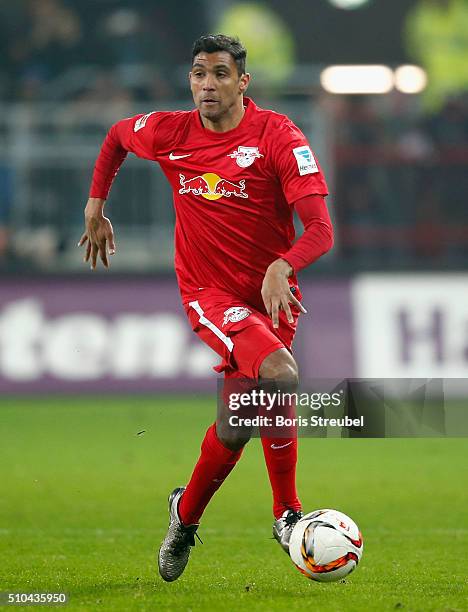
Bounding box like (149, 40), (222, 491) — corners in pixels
(200, 108), (222, 122)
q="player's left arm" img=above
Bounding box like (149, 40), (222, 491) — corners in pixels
(282, 194), (334, 271)
(262, 119), (332, 328)
(261, 257), (305, 329)
(261, 195), (333, 328)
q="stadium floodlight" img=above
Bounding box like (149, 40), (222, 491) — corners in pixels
(327, 0), (371, 9)
(394, 65), (428, 94)
(320, 65), (394, 94)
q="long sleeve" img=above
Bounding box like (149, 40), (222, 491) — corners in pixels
(89, 112), (159, 199)
(282, 194), (334, 272)
(89, 122), (129, 199)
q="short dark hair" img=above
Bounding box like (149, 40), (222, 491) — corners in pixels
(192, 34), (247, 76)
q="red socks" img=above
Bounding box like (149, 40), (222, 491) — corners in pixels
(261, 436), (301, 519)
(178, 423), (243, 526)
(178, 421), (301, 524)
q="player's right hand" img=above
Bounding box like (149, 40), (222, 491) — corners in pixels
(78, 198), (116, 269)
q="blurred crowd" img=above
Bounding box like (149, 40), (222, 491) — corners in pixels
(333, 93), (468, 268)
(0, 0), (206, 104)
(0, 0), (206, 269)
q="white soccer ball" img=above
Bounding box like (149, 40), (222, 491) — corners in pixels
(289, 509), (363, 582)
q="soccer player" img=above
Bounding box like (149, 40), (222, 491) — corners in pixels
(79, 34), (333, 582)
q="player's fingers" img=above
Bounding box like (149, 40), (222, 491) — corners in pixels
(281, 295), (294, 324)
(99, 241), (109, 268)
(290, 293), (307, 314)
(78, 233), (88, 247)
(271, 299), (280, 329)
(84, 240), (91, 263)
(91, 242), (98, 270)
(108, 233), (116, 255)
(262, 291), (272, 316)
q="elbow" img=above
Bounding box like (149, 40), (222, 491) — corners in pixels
(321, 224), (334, 255)
(327, 227), (334, 253)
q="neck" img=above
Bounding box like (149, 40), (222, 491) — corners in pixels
(201, 98), (246, 133)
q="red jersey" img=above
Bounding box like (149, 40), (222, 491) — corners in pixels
(90, 97), (328, 311)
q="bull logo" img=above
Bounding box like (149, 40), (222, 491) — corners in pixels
(222, 306), (252, 326)
(227, 146), (263, 168)
(178, 173), (248, 200)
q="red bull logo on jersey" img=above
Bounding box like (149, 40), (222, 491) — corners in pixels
(178, 173), (248, 200)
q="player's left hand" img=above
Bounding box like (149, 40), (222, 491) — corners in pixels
(261, 258), (307, 329)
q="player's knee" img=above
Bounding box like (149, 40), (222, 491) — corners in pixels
(216, 422), (252, 451)
(259, 349), (299, 387)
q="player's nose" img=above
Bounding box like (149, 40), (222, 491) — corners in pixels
(202, 74), (216, 90)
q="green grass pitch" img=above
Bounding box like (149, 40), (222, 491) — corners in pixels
(0, 396), (467, 611)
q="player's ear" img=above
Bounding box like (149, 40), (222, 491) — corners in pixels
(239, 73), (250, 94)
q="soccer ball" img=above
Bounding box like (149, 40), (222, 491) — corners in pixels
(289, 509), (363, 582)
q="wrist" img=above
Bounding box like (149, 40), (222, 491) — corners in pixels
(267, 258), (294, 278)
(85, 198), (106, 218)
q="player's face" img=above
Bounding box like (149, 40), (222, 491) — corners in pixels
(190, 51), (250, 123)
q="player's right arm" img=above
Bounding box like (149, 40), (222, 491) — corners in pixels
(78, 197), (115, 269)
(79, 113), (159, 269)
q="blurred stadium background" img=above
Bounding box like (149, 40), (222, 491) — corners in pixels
(0, 0), (467, 390)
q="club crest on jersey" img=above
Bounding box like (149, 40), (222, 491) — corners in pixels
(223, 307), (252, 326)
(178, 173), (248, 200)
(227, 146), (263, 168)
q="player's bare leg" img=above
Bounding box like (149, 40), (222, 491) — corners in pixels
(258, 348), (303, 553)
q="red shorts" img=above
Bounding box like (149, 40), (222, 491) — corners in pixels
(183, 288), (301, 380)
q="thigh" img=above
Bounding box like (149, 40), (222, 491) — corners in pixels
(184, 289), (299, 380)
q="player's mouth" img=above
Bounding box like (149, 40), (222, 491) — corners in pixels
(201, 98), (219, 106)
